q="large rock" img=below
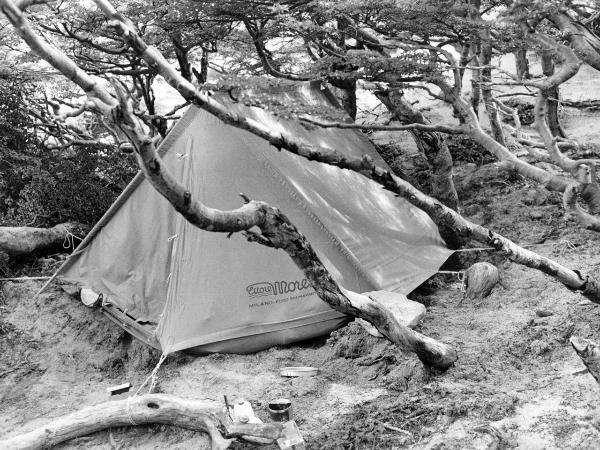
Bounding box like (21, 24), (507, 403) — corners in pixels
(355, 290), (426, 338)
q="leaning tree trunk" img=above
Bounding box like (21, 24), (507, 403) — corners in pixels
(551, 12), (600, 72)
(541, 51), (566, 138)
(475, 4), (506, 146)
(3, 0), (460, 370)
(0, 222), (88, 256)
(11, 0), (600, 317)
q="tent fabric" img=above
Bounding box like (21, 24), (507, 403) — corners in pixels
(58, 83), (453, 354)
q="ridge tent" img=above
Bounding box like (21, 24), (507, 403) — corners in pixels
(54, 83), (453, 354)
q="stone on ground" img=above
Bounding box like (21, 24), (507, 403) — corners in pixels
(355, 290), (426, 338)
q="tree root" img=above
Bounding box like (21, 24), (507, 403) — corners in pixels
(0, 394), (283, 450)
(563, 183), (600, 232)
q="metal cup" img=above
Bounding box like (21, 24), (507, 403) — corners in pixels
(268, 398), (292, 422)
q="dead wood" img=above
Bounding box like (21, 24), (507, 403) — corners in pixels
(570, 336), (600, 384)
(0, 222), (88, 256)
(0, 394), (283, 450)
(464, 262), (499, 300)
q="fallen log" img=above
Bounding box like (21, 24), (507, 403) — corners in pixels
(0, 394), (283, 450)
(0, 222), (88, 256)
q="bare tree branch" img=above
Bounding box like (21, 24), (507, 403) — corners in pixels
(299, 115), (464, 134)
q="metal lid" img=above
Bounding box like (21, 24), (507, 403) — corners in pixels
(279, 366), (319, 377)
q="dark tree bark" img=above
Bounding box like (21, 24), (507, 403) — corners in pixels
(330, 81), (357, 120)
(515, 47), (531, 80)
(541, 51), (565, 138)
(376, 91), (459, 210)
(376, 90), (461, 248)
(172, 32), (193, 82)
(473, 1), (506, 146)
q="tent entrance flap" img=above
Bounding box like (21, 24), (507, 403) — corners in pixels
(57, 82), (452, 354)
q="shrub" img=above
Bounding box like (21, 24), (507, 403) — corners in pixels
(0, 77), (137, 228)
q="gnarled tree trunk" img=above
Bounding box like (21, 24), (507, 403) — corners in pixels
(376, 90), (461, 248)
(376, 91), (459, 211)
(515, 47), (531, 80)
(541, 52), (565, 138)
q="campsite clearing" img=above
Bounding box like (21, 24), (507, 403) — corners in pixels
(2, 158), (600, 449)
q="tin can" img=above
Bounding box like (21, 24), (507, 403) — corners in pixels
(268, 398), (292, 422)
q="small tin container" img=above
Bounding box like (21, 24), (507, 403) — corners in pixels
(268, 398), (292, 422)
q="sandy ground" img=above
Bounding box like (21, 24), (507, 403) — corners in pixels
(3, 56), (600, 449)
(2, 159), (600, 449)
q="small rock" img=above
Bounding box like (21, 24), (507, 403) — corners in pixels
(521, 189), (537, 206)
(530, 339), (551, 356)
(469, 211), (486, 225)
(464, 262), (499, 300)
(535, 309), (553, 318)
(532, 190), (550, 206)
(356, 290), (426, 338)
(529, 210), (545, 220)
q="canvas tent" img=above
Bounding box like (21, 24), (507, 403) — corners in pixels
(54, 82), (453, 355)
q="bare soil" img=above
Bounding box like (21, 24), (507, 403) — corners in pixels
(3, 58), (600, 450)
(2, 159), (600, 449)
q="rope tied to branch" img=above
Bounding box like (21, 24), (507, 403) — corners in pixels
(126, 396), (138, 426)
(62, 229), (83, 251)
(134, 352), (168, 396)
